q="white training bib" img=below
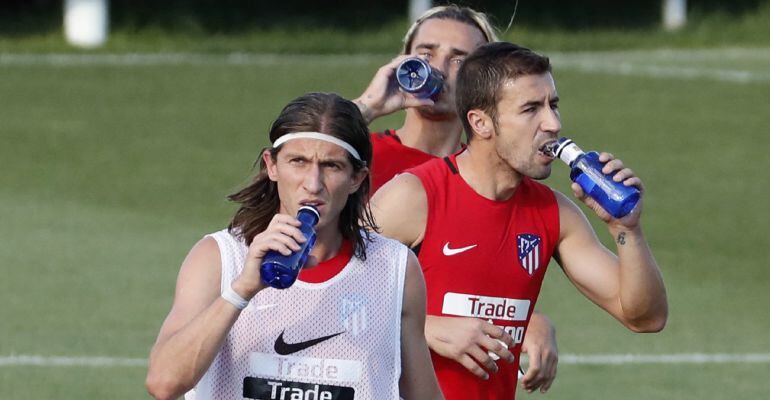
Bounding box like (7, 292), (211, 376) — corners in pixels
(189, 230), (408, 400)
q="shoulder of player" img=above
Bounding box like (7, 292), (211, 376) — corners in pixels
(369, 173), (427, 247)
(552, 189), (581, 215)
(184, 234), (223, 272)
(173, 235), (223, 295)
(372, 172), (426, 204)
(165, 235), (224, 328)
(552, 189), (594, 241)
(151, 235), (223, 352)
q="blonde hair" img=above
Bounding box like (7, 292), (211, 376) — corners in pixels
(402, 4), (499, 54)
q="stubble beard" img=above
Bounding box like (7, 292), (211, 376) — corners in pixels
(417, 87), (457, 120)
(529, 165), (553, 180)
(504, 152), (553, 181)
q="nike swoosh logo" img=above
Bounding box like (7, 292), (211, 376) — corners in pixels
(442, 242), (477, 256)
(255, 304), (278, 311)
(274, 330), (345, 355)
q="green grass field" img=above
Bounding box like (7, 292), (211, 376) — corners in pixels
(1, 48), (768, 399)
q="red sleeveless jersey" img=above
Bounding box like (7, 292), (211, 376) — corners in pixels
(370, 130), (435, 194)
(406, 153), (560, 400)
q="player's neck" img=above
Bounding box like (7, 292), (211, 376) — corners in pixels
(310, 224), (344, 262)
(397, 112), (463, 157)
(455, 144), (523, 201)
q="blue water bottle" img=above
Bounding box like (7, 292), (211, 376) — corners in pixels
(260, 205), (319, 289)
(396, 57), (443, 99)
(552, 137), (640, 218)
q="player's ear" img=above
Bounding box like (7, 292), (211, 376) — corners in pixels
(348, 166), (368, 194)
(467, 109), (494, 140)
(263, 149), (279, 182)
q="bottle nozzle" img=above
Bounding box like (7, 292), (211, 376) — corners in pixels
(297, 205), (320, 226)
(552, 137), (583, 165)
(542, 141), (559, 158)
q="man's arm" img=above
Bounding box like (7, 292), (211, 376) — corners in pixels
(145, 237), (241, 400)
(554, 153), (668, 332)
(146, 215), (307, 400)
(369, 172), (428, 247)
(399, 250), (444, 400)
(353, 55), (434, 125)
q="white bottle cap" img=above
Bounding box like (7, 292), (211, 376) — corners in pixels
(554, 138), (584, 165)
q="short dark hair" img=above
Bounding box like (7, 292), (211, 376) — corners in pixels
(228, 92), (376, 260)
(456, 42), (552, 142)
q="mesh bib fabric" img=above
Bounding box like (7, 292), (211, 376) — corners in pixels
(189, 230), (408, 400)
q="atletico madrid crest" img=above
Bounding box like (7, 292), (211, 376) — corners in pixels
(517, 234), (541, 275)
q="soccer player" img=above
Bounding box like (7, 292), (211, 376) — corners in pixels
(353, 5), (558, 393)
(146, 93), (443, 400)
(355, 5), (494, 193)
(369, 42), (668, 399)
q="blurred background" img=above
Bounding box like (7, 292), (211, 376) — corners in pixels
(1, 0), (768, 398)
(1, 0), (769, 51)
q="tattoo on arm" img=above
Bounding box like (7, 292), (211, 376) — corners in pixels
(617, 232), (626, 245)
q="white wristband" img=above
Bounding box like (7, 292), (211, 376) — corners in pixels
(222, 285), (249, 310)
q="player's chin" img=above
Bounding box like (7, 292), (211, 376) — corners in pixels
(528, 165), (553, 181)
(417, 104), (455, 120)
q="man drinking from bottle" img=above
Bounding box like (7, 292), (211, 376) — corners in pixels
(146, 92), (443, 400)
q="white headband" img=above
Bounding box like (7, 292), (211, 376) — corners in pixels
(272, 131), (362, 162)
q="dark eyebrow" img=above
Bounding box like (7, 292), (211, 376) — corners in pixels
(449, 48), (470, 57)
(281, 152), (308, 159)
(281, 152), (349, 166)
(414, 43), (469, 57)
(520, 96), (560, 110)
(320, 156), (349, 165)
(414, 43), (438, 51)
(520, 100), (543, 110)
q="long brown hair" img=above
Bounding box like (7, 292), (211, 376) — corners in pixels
(227, 92), (377, 260)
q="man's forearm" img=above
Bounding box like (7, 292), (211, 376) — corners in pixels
(527, 311), (556, 339)
(611, 225), (668, 332)
(353, 98), (375, 125)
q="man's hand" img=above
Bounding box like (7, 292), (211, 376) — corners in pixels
(425, 315), (514, 380)
(353, 55), (434, 124)
(231, 214), (307, 299)
(520, 313), (558, 393)
(571, 152), (645, 230)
